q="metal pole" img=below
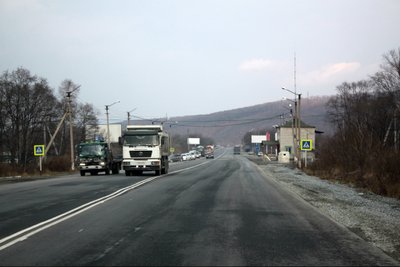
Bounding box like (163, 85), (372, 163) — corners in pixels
(105, 100), (120, 150)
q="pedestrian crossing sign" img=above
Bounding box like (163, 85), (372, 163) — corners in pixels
(34, 145), (45, 156)
(301, 140), (312, 151)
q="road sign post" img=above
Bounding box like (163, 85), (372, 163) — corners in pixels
(300, 140), (312, 168)
(300, 140), (312, 151)
(34, 145), (45, 175)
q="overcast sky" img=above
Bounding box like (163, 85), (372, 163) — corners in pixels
(1, 0), (399, 123)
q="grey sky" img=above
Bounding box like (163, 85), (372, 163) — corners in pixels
(1, 0), (399, 123)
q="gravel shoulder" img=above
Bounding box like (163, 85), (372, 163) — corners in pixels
(247, 156), (400, 263)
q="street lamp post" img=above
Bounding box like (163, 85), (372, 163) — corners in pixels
(105, 100), (120, 150)
(282, 87), (302, 168)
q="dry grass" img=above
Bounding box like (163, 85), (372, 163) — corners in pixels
(307, 150), (400, 199)
(0, 155), (73, 178)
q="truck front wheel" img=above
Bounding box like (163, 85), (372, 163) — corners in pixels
(80, 171), (85, 176)
(160, 158), (169, 175)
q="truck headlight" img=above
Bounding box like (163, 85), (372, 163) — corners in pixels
(99, 162), (105, 166)
(79, 163), (86, 166)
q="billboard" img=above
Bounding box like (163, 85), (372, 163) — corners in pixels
(251, 135), (266, 144)
(187, 138), (200, 145)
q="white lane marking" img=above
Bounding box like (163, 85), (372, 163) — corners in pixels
(0, 150), (227, 251)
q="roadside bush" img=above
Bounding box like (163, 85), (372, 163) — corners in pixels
(45, 155), (70, 172)
(308, 140), (400, 199)
(0, 163), (18, 177)
(368, 152), (400, 198)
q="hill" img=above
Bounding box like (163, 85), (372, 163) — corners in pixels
(130, 95), (334, 146)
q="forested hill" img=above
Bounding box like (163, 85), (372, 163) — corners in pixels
(132, 95), (334, 146)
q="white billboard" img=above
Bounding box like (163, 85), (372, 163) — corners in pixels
(251, 135), (266, 144)
(187, 138), (200, 145)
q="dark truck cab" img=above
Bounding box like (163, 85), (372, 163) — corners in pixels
(77, 141), (121, 176)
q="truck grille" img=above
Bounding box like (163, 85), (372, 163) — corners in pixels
(130, 151), (152, 158)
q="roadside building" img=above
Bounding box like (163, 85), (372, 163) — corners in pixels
(275, 120), (317, 162)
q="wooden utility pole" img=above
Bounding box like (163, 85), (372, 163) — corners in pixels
(66, 85), (80, 171)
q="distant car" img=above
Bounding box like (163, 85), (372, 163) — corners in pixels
(258, 151), (263, 157)
(181, 153), (190, 161)
(169, 154), (182, 162)
(188, 151), (196, 160)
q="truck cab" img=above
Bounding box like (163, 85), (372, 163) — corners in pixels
(77, 141), (120, 176)
(122, 125), (169, 176)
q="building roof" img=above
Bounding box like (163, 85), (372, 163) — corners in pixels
(278, 120), (315, 129)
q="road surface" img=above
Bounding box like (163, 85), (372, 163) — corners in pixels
(0, 148), (397, 266)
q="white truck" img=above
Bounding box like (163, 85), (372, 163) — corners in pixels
(121, 125), (170, 176)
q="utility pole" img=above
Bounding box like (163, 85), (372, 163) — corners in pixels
(291, 102), (296, 158)
(297, 93), (302, 168)
(282, 87), (301, 168)
(66, 91), (74, 170)
(127, 108), (137, 125)
(66, 85), (80, 171)
(105, 100), (120, 150)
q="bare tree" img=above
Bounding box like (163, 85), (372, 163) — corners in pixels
(371, 48), (400, 150)
(0, 67), (59, 168)
(75, 103), (100, 142)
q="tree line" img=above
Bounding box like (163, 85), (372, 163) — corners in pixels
(311, 47), (400, 198)
(0, 67), (215, 175)
(0, 67), (98, 174)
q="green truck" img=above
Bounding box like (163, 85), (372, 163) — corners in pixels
(77, 141), (122, 176)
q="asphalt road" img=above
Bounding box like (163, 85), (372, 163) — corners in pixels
(0, 148), (397, 266)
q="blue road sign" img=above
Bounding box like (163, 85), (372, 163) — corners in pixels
(301, 140), (312, 151)
(34, 145), (45, 156)
(255, 143), (260, 153)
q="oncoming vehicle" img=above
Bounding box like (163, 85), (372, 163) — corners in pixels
(122, 125), (169, 176)
(77, 141), (121, 176)
(205, 145), (214, 159)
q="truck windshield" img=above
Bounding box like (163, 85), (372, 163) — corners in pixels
(79, 144), (104, 157)
(124, 134), (159, 146)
